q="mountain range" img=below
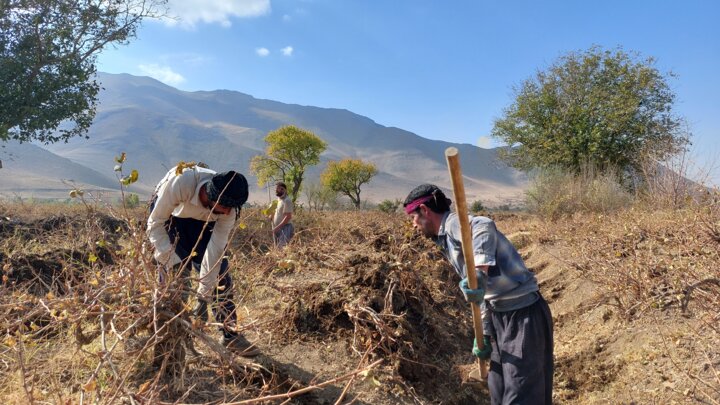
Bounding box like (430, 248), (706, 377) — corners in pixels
(0, 72), (527, 206)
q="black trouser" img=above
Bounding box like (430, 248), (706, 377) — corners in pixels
(488, 295), (554, 405)
(165, 215), (238, 339)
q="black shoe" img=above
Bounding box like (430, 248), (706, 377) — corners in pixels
(222, 335), (260, 357)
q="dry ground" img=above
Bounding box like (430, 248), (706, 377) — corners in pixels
(0, 201), (718, 404)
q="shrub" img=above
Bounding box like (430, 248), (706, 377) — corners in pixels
(526, 165), (632, 218)
(469, 200), (485, 213)
(377, 199), (401, 213)
(124, 193), (140, 208)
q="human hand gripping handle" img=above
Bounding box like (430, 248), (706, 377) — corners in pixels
(459, 276), (485, 303)
(460, 275), (492, 360)
(473, 336), (492, 360)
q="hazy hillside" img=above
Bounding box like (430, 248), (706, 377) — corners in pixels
(0, 141), (120, 199)
(3, 73), (527, 205)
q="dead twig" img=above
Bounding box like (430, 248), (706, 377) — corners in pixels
(681, 278), (720, 313)
(334, 344), (376, 405)
(227, 359), (383, 405)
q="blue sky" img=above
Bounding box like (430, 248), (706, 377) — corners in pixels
(98, 0), (720, 183)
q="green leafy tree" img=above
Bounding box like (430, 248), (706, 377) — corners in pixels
(1, 0), (166, 144)
(250, 125), (327, 202)
(321, 158), (377, 209)
(492, 46), (689, 177)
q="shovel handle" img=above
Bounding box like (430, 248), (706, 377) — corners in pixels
(445, 147), (488, 380)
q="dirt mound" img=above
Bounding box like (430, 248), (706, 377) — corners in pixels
(283, 282), (353, 336)
(2, 247), (117, 297)
(266, 223), (485, 403)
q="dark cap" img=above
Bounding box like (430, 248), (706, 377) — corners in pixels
(205, 171), (248, 208)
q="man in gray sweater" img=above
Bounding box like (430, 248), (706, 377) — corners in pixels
(404, 184), (553, 404)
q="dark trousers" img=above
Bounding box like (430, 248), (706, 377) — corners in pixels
(166, 215), (238, 339)
(488, 295), (554, 405)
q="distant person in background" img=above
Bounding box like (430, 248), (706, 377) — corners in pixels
(271, 181), (294, 248)
(403, 184), (553, 405)
(147, 165), (259, 357)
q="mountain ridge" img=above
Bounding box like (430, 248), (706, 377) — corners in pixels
(1, 72), (527, 206)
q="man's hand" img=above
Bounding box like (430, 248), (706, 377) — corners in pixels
(459, 277), (485, 303)
(193, 300), (209, 321)
(473, 335), (492, 360)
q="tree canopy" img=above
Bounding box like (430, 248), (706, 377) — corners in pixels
(321, 158), (377, 209)
(250, 125), (327, 202)
(492, 46), (689, 176)
(1, 0), (165, 144)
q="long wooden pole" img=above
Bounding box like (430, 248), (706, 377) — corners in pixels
(445, 147), (488, 380)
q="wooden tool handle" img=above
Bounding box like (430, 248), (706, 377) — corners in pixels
(445, 147), (488, 380)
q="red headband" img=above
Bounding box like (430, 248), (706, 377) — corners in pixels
(404, 195), (433, 214)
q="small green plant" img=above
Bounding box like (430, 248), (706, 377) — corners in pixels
(377, 199), (401, 213)
(469, 200), (485, 213)
(113, 152), (139, 212)
(124, 193), (140, 208)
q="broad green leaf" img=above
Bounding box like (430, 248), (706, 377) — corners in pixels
(261, 200), (278, 216)
(120, 169), (139, 185)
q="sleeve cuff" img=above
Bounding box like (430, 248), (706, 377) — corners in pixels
(474, 253), (496, 267)
(154, 249), (182, 267)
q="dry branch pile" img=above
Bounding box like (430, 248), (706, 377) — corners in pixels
(2, 200), (717, 403)
(0, 206), (486, 404)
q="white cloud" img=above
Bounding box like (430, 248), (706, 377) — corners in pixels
(256, 47), (270, 57)
(163, 0), (270, 28)
(138, 64), (186, 86)
(282, 14), (291, 22)
(280, 46), (293, 56)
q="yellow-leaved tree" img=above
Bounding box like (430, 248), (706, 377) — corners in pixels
(250, 125), (327, 203)
(321, 158), (377, 209)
